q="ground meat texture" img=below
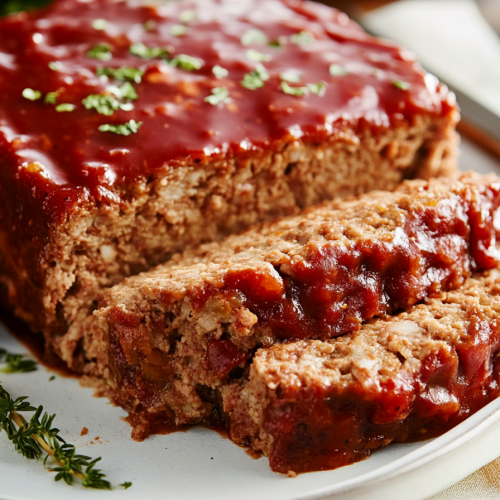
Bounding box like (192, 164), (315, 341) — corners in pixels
(72, 174), (500, 436)
(0, 0), (458, 351)
(222, 269), (500, 474)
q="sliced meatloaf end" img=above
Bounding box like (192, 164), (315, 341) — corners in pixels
(222, 269), (500, 474)
(71, 173), (500, 436)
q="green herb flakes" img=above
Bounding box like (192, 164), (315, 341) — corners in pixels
(281, 81), (309, 97)
(87, 43), (112, 61)
(92, 19), (107, 31)
(280, 71), (301, 83)
(55, 103), (76, 112)
(245, 49), (272, 62)
(170, 24), (188, 36)
(241, 74), (263, 90)
(269, 36), (287, 49)
(329, 64), (348, 76)
(170, 54), (203, 71)
(129, 42), (168, 59)
(291, 31), (314, 45)
(99, 119), (142, 136)
(120, 482), (133, 489)
(179, 10), (196, 23)
(48, 61), (61, 72)
(307, 82), (326, 96)
(204, 87), (230, 105)
(112, 82), (139, 101)
(22, 88), (42, 101)
(83, 81), (137, 116)
(241, 29), (268, 46)
(212, 65), (228, 79)
(96, 67), (144, 83)
(393, 80), (410, 91)
(143, 19), (156, 31)
(108, 82), (138, 101)
(44, 91), (59, 104)
(82, 94), (121, 116)
(49, 375), (56, 381)
(241, 63), (269, 90)
(0, 351), (37, 374)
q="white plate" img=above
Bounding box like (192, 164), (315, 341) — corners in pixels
(1, 137), (499, 500)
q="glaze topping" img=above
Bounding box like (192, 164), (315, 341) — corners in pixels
(0, 0), (456, 220)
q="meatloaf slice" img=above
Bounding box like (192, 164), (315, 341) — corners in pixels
(222, 269), (500, 474)
(0, 0), (458, 345)
(72, 173), (500, 436)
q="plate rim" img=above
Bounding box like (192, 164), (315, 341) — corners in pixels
(288, 397), (500, 500)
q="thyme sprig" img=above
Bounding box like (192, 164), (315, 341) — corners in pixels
(0, 384), (111, 489)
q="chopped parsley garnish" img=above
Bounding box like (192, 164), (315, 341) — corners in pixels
(45, 91), (59, 104)
(170, 24), (187, 36)
(241, 74), (263, 90)
(82, 95), (119, 115)
(55, 103), (75, 112)
(179, 10), (196, 23)
(87, 43), (112, 61)
(48, 61), (61, 72)
(329, 64), (348, 76)
(120, 482), (133, 489)
(82, 93), (130, 116)
(269, 36), (287, 48)
(143, 19), (156, 31)
(129, 42), (168, 59)
(92, 19), (108, 31)
(280, 71), (301, 83)
(241, 63), (269, 90)
(307, 82), (327, 96)
(108, 82), (138, 101)
(83, 80), (137, 116)
(241, 29), (268, 46)
(204, 87), (230, 105)
(212, 65), (228, 79)
(49, 375), (56, 381)
(393, 80), (410, 91)
(291, 31), (315, 45)
(281, 81), (309, 96)
(246, 49), (272, 62)
(99, 119), (142, 136)
(96, 67), (144, 83)
(170, 54), (203, 71)
(22, 88), (42, 101)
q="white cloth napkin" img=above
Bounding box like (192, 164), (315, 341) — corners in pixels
(362, 0), (500, 117)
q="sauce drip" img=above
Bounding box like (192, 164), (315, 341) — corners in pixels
(0, 307), (77, 378)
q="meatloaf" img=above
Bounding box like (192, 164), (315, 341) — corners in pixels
(222, 268), (500, 474)
(0, 0), (458, 347)
(72, 173), (500, 438)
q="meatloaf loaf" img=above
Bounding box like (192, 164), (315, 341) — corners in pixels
(0, 0), (458, 346)
(72, 173), (500, 438)
(222, 268), (500, 474)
